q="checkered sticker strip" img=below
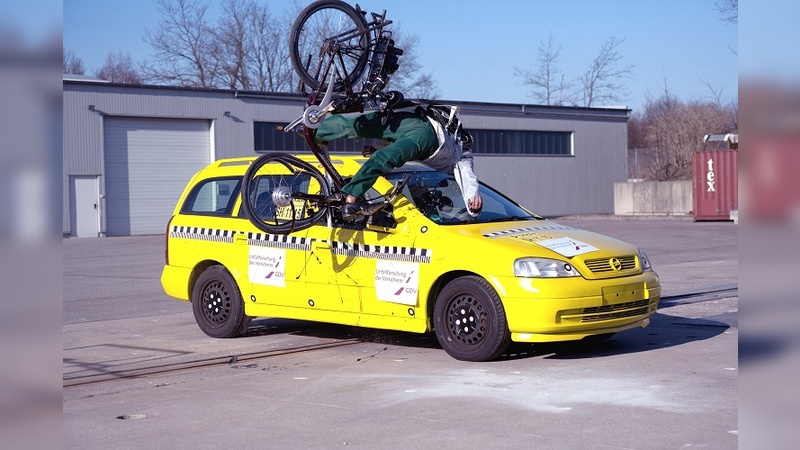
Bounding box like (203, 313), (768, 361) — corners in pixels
(171, 226), (236, 243)
(248, 232), (310, 251)
(330, 241), (432, 264)
(484, 225), (575, 239)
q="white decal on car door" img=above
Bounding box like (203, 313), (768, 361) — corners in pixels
(374, 260), (420, 305)
(249, 245), (287, 287)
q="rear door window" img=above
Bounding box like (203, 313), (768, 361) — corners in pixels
(238, 174), (317, 222)
(181, 177), (241, 216)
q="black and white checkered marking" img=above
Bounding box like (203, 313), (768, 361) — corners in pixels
(484, 225), (575, 239)
(171, 225), (236, 243)
(170, 225), (428, 261)
(330, 241), (432, 264)
(247, 232), (310, 251)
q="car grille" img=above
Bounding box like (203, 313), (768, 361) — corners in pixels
(580, 299), (654, 323)
(584, 255), (637, 274)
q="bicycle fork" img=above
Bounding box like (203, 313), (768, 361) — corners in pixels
(284, 66), (339, 133)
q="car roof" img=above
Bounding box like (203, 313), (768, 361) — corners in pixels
(197, 154), (435, 179)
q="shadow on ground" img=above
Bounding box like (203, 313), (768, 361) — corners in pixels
(242, 310), (729, 362)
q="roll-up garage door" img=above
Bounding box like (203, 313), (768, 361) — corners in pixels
(104, 117), (211, 236)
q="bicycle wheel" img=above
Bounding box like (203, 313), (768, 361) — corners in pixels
(241, 153), (330, 234)
(290, 0), (369, 92)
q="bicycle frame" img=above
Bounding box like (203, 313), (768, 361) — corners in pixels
(303, 127), (345, 191)
(296, 8), (395, 194)
(245, 2), (409, 234)
(307, 11), (393, 105)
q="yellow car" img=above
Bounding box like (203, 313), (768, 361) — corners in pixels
(161, 154), (660, 361)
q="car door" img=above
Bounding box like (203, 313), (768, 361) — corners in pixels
(303, 223), (378, 313)
(237, 174), (310, 310)
(303, 189), (430, 319)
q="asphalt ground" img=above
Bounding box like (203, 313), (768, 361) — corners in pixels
(63, 216), (738, 449)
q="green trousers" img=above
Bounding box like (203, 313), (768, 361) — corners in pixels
(316, 111), (439, 198)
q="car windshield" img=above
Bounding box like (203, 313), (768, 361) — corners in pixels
(386, 169), (541, 225)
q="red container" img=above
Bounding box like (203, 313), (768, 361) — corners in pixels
(744, 134), (800, 221)
(693, 150), (738, 220)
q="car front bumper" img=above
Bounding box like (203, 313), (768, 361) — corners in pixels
(489, 270), (661, 343)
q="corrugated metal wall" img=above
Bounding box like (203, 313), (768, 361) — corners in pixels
(459, 105), (627, 216)
(63, 81), (629, 235)
(103, 117), (211, 235)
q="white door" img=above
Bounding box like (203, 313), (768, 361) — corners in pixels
(70, 176), (100, 238)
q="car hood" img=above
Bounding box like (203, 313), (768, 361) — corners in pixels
(463, 219), (642, 278)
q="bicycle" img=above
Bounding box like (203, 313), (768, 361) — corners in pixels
(241, 0), (408, 235)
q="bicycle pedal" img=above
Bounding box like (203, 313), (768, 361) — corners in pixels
(342, 201), (384, 221)
(342, 203), (359, 221)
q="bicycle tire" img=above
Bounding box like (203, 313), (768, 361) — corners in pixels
(290, 0), (369, 92)
(241, 153), (330, 234)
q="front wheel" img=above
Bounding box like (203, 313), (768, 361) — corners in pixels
(192, 266), (252, 338)
(433, 276), (511, 361)
(289, 0), (369, 92)
(241, 153), (330, 234)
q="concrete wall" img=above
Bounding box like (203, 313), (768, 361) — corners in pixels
(614, 181), (692, 216)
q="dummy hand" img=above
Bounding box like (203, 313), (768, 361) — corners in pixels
(362, 145), (377, 157)
(468, 195), (483, 213)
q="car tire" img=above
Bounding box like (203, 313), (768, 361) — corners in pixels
(434, 276), (511, 361)
(192, 265), (251, 338)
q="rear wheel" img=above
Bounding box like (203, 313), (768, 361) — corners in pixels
(290, 0), (369, 91)
(192, 266), (251, 338)
(433, 276), (511, 361)
(241, 153), (330, 234)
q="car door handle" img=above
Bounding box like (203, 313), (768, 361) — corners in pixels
(313, 241), (330, 250)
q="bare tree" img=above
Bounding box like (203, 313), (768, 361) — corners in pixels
(95, 51), (142, 83)
(384, 28), (439, 99)
(627, 113), (647, 151)
(716, 0), (738, 24)
(514, 32), (572, 105)
(214, 0), (252, 89)
(578, 36), (633, 107)
(699, 79), (734, 108)
(632, 84), (737, 181)
(139, 0), (430, 95)
(141, 0), (220, 87)
(244, 1), (297, 92)
(715, 0), (738, 55)
(63, 48), (85, 75)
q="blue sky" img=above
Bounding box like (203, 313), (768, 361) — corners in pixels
(60, 0), (741, 112)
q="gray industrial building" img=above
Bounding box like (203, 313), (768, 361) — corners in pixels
(63, 77), (629, 237)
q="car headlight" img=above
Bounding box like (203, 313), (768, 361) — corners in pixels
(638, 250), (651, 270)
(514, 258), (581, 278)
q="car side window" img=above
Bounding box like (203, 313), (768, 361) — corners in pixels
(181, 177), (241, 216)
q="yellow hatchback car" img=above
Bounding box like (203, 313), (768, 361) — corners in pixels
(161, 154), (660, 361)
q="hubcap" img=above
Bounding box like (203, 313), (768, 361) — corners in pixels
(447, 294), (487, 345)
(202, 281), (231, 324)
